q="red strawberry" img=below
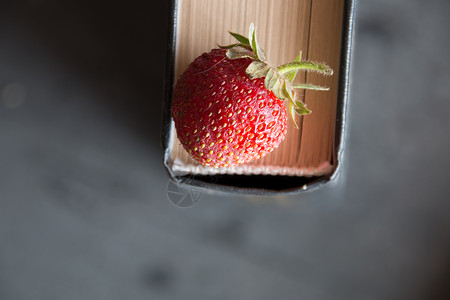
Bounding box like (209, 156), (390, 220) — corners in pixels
(172, 23), (333, 168)
(172, 49), (287, 168)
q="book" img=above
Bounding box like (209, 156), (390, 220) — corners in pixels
(163, 0), (352, 192)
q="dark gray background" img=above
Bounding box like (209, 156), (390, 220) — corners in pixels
(1, 0), (449, 299)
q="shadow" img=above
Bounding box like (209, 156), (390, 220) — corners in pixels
(4, 0), (170, 151)
(421, 253), (450, 300)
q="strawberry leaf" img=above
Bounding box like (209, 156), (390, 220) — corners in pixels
(289, 101), (299, 129)
(271, 78), (286, 100)
(264, 68), (279, 91)
(248, 23), (266, 62)
(228, 31), (250, 46)
(226, 46), (257, 60)
(283, 81), (295, 101)
(246, 61), (270, 79)
(293, 100), (311, 115)
(218, 43), (252, 51)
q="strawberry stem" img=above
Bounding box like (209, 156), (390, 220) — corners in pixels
(277, 62), (333, 76)
(292, 83), (330, 91)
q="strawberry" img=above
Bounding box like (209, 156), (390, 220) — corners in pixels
(172, 23), (333, 168)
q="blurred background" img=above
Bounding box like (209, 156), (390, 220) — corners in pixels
(1, 0), (450, 299)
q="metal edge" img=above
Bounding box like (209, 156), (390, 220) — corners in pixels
(162, 0), (178, 183)
(177, 174), (330, 196)
(330, 0), (356, 185)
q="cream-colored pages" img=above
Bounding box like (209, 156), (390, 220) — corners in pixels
(169, 0), (344, 176)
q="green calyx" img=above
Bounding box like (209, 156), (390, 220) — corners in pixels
(219, 23), (333, 128)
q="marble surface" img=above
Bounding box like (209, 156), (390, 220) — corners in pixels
(1, 0), (449, 299)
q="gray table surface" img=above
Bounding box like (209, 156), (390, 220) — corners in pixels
(1, 0), (450, 299)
